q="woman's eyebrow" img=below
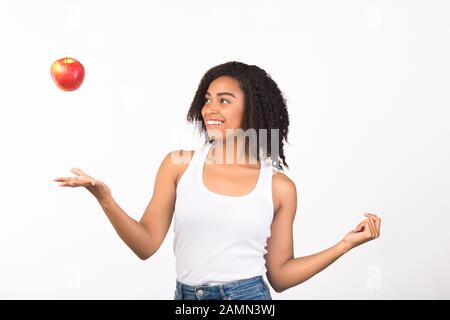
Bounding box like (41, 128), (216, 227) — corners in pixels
(205, 91), (236, 98)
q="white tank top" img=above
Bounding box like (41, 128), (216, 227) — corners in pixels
(173, 141), (275, 286)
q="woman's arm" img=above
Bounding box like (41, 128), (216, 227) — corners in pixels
(96, 195), (156, 260)
(54, 151), (181, 260)
(265, 173), (381, 293)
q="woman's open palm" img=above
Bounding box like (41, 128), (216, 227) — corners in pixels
(53, 168), (111, 202)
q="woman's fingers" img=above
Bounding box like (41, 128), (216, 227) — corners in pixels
(346, 213), (381, 248)
(365, 212), (381, 237)
(355, 220), (367, 232)
(54, 176), (90, 187)
(54, 177), (71, 184)
(362, 220), (372, 237)
(363, 214), (374, 236)
(366, 217), (377, 239)
(53, 177), (68, 182)
(58, 177), (78, 187)
(355, 218), (376, 239)
(375, 217), (381, 236)
(54, 168), (94, 187)
(368, 213), (381, 237)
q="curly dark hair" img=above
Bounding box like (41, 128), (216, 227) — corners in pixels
(186, 61), (290, 171)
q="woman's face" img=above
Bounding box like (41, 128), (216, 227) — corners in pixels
(201, 76), (245, 142)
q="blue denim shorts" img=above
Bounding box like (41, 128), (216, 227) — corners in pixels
(174, 275), (272, 300)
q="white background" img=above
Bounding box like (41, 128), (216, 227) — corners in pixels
(0, 0), (449, 299)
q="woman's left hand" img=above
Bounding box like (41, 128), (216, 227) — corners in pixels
(341, 213), (381, 251)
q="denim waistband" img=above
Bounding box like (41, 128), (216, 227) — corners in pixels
(175, 275), (272, 300)
(176, 275), (264, 292)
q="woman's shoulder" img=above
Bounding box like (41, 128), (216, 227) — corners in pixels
(166, 149), (195, 187)
(170, 149), (195, 159)
(272, 170), (296, 191)
(168, 143), (209, 165)
(272, 169), (296, 198)
(165, 149), (195, 167)
(271, 170), (297, 214)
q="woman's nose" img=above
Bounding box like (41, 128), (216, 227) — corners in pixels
(204, 105), (219, 114)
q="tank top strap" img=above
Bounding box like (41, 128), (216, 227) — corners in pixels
(192, 141), (213, 173)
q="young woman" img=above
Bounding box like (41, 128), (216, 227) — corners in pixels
(53, 61), (381, 300)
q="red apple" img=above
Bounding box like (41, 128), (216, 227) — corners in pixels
(50, 57), (85, 91)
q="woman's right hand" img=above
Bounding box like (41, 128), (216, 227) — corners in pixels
(53, 168), (112, 203)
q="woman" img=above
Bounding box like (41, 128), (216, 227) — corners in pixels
(53, 61), (381, 300)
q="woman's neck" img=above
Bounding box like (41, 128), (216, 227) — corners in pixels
(208, 139), (259, 166)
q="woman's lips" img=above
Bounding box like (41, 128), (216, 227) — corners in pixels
(206, 122), (223, 128)
(205, 119), (224, 128)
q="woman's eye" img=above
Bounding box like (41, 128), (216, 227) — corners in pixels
(204, 98), (230, 104)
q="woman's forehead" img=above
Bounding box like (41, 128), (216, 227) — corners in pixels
(208, 76), (242, 94)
